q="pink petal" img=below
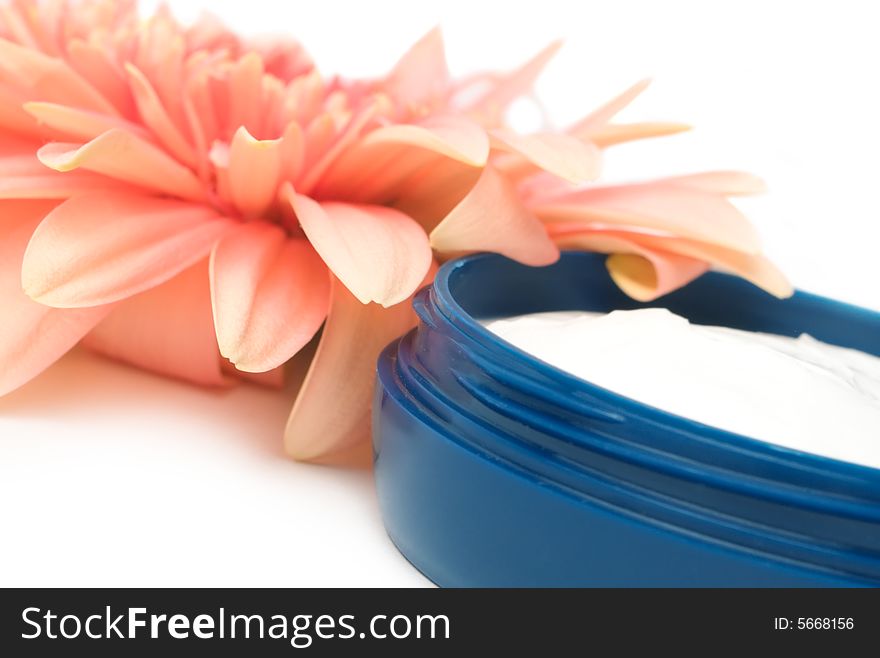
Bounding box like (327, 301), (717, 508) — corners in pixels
(0, 36), (118, 115)
(627, 231), (792, 298)
(550, 228), (709, 300)
(37, 129), (206, 202)
(285, 266), (436, 461)
(288, 191), (432, 307)
(23, 101), (148, 142)
(83, 258), (228, 387)
(125, 63), (198, 169)
(227, 52), (265, 138)
(210, 221), (330, 372)
(0, 142), (134, 198)
(490, 128), (601, 183)
(384, 26), (450, 106)
(226, 126), (282, 218)
(661, 171), (768, 196)
(0, 200), (110, 396)
(533, 180), (762, 254)
(568, 79), (651, 138)
(589, 122), (691, 147)
(461, 41), (561, 126)
(430, 165), (560, 266)
(549, 224), (792, 299)
(22, 191), (234, 307)
(66, 39), (136, 118)
(313, 116), (487, 207)
(359, 114), (489, 167)
(296, 96), (389, 194)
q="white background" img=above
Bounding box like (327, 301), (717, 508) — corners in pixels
(1, 0), (877, 586)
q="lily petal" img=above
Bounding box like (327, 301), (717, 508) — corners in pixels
(37, 129), (205, 202)
(0, 200), (110, 396)
(210, 221), (330, 372)
(288, 190), (432, 307)
(285, 267), (435, 461)
(430, 165), (559, 266)
(22, 191), (233, 307)
(83, 258), (229, 387)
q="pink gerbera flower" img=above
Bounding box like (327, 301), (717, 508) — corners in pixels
(0, 1), (790, 461)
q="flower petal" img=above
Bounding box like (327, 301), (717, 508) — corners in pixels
(461, 41), (561, 126)
(125, 63), (198, 169)
(533, 180), (762, 254)
(83, 258), (229, 387)
(0, 36), (118, 115)
(288, 191), (432, 307)
(226, 126), (282, 218)
(0, 200), (110, 396)
(568, 79), (651, 138)
(210, 221), (330, 372)
(23, 101), (148, 142)
(37, 129), (206, 202)
(0, 143), (134, 199)
(430, 165), (560, 266)
(384, 26), (450, 107)
(549, 224), (792, 299)
(551, 228), (709, 300)
(589, 122), (691, 148)
(359, 114), (489, 167)
(661, 171), (768, 196)
(22, 192), (233, 307)
(490, 128), (601, 183)
(285, 267), (435, 461)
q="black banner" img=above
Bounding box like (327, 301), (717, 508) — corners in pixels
(1, 588), (876, 655)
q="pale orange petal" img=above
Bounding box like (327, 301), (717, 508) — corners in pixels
(210, 221), (330, 372)
(125, 63), (198, 169)
(226, 126), (282, 218)
(589, 121), (691, 148)
(23, 101), (148, 142)
(0, 36), (118, 115)
(0, 144), (135, 198)
(22, 192), (233, 307)
(660, 171), (768, 196)
(490, 128), (601, 183)
(549, 224), (792, 299)
(0, 199), (110, 396)
(285, 266), (435, 461)
(359, 114), (489, 167)
(533, 181), (762, 254)
(551, 228), (709, 300)
(83, 258), (229, 387)
(289, 191), (432, 307)
(37, 129), (206, 202)
(569, 79), (651, 138)
(461, 41), (561, 125)
(384, 26), (449, 106)
(430, 165), (560, 266)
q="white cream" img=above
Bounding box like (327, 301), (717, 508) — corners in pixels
(484, 309), (880, 470)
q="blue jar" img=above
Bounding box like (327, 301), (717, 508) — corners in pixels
(373, 251), (880, 587)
